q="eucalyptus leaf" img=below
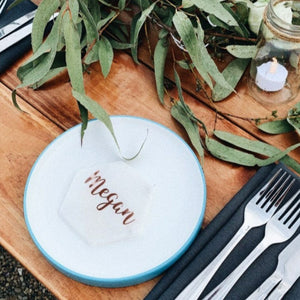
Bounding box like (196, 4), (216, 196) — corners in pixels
(176, 60), (193, 70)
(31, 0), (60, 52)
(98, 0), (119, 9)
(118, 0), (126, 10)
(84, 43), (99, 65)
(79, 1), (98, 45)
(226, 45), (257, 59)
(72, 90), (118, 146)
(172, 68), (204, 162)
(223, 2), (250, 37)
(207, 14), (231, 30)
(171, 101), (204, 163)
(63, 13), (84, 93)
(190, 0), (239, 26)
(173, 12), (234, 92)
(17, 11), (63, 86)
(109, 40), (133, 50)
(212, 58), (250, 101)
(88, 0), (101, 23)
(206, 136), (259, 166)
(98, 36), (114, 78)
(69, 0), (80, 24)
(213, 130), (300, 172)
(131, 2), (157, 63)
(172, 11), (212, 88)
(206, 135), (300, 168)
(287, 102), (300, 134)
(108, 22), (129, 43)
(7, 0), (24, 10)
(257, 119), (294, 134)
(97, 11), (116, 31)
(32, 67), (66, 89)
(63, 11), (86, 139)
(154, 30), (169, 104)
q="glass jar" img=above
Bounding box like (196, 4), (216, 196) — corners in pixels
(248, 0), (300, 106)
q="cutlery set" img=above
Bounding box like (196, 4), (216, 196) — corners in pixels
(0, 1), (36, 53)
(0, 0), (7, 15)
(0, 4), (57, 53)
(176, 169), (300, 300)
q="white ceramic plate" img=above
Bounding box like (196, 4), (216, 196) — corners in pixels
(24, 116), (206, 287)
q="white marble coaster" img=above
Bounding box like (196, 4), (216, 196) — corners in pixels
(59, 161), (153, 246)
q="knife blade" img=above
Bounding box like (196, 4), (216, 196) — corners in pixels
(0, 12), (58, 53)
(0, 9), (37, 39)
(247, 234), (300, 300)
(266, 234), (300, 300)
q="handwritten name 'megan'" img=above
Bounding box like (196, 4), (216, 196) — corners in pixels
(84, 170), (135, 225)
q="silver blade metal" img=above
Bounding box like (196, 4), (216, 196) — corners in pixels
(0, 21), (32, 52)
(0, 12), (58, 53)
(247, 234), (300, 300)
(0, 9), (37, 39)
(276, 234), (300, 286)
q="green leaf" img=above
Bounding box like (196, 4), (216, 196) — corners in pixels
(31, 0), (60, 52)
(206, 136), (258, 166)
(97, 11), (116, 31)
(32, 67), (66, 89)
(213, 130), (300, 172)
(63, 12), (86, 138)
(173, 11), (212, 88)
(212, 58), (250, 101)
(87, 0), (101, 23)
(130, 2), (157, 63)
(69, 0), (80, 24)
(84, 43), (99, 65)
(226, 45), (257, 59)
(7, 0), (26, 10)
(173, 11), (234, 92)
(171, 101), (204, 163)
(258, 143), (300, 166)
(176, 60), (193, 70)
(118, 0), (126, 10)
(17, 11), (63, 86)
(257, 119), (294, 134)
(79, 1), (98, 45)
(109, 40), (133, 50)
(287, 102), (300, 134)
(171, 70), (204, 163)
(190, 0), (238, 26)
(207, 14), (231, 30)
(77, 102), (89, 142)
(98, 0), (119, 9)
(205, 135), (300, 168)
(72, 90), (119, 147)
(154, 30), (169, 104)
(98, 36), (114, 78)
(223, 2), (250, 37)
(63, 13), (84, 93)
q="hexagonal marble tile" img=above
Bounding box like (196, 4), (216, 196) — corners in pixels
(59, 161), (153, 246)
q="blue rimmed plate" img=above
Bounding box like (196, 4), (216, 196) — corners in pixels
(24, 116), (206, 287)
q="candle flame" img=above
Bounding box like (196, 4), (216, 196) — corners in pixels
(269, 57), (278, 74)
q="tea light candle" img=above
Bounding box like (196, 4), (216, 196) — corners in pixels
(255, 58), (288, 92)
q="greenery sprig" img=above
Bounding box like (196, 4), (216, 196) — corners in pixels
(13, 0), (300, 172)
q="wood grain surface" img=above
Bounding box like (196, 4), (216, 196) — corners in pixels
(0, 27), (299, 299)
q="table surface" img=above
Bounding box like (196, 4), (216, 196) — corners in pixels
(1, 18), (299, 299)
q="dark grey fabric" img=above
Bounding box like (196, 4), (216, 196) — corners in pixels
(145, 163), (300, 299)
(0, 0), (36, 74)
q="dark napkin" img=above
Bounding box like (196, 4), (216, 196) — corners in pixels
(145, 163), (300, 300)
(0, 0), (36, 74)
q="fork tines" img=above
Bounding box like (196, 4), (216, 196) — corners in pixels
(277, 190), (300, 229)
(257, 169), (295, 211)
(0, 0), (7, 15)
